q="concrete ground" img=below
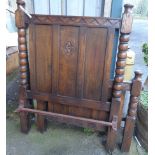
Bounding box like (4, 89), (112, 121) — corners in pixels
(130, 19), (148, 83)
(6, 19), (148, 155)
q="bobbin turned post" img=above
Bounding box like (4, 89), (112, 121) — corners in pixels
(15, 0), (30, 133)
(106, 4), (134, 152)
(121, 71), (142, 152)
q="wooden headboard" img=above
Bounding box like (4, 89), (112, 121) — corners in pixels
(28, 15), (121, 101)
(15, 1), (143, 152)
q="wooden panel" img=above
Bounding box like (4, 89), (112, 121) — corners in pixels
(58, 26), (79, 97)
(28, 15), (116, 132)
(51, 25), (59, 95)
(35, 25), (52, 92)
(83, 28), (108, 100)
(29, 24), (36, 91)
(76, 27), (87, 98)
(101, 28), (115, 102)
(36, 101), (47, 132)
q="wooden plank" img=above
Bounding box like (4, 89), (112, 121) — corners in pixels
(36, 101), (47, 132)
(29, 24), (36, 91)
(27, 91), (110, 111)
(106, 98), (121, 151)
(83, 27), (107, 100)
(121, 116), (135, 152)
(52, 25), (59, 95)
(76, 26), (87, 98)
(101, 28), (115, 102)
(58, 26), (79, 97)
(27, 91), (111, 112)
(35, 25), (52, 93)
(29, 15), (121, 29)
(34, 25), (52, 131)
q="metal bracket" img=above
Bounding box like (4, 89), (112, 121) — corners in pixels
(19, 5), (32, 18)
(112, 115), (118, 131)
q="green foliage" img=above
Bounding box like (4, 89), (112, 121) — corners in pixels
(134, 0), (148, 17)
(140, 91), (148, 110)
(83, 128), (94, 135)
(142, 43), (148, 65)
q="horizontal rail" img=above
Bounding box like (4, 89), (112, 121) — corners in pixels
(26, 91), (111, 112)
(16, 108), (118, 131)
(108, 81), (132, 91)
(25, 14), (121, 29)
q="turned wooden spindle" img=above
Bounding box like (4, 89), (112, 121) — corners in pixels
(113, 4), (134, 98)
(15, 0), (30, 133)
(106, 4), (134, 152)
(121, 71), (142, 152)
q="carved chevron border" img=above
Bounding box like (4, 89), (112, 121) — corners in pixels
(27, 15), (121, 28)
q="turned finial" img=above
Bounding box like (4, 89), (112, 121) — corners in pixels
(134, 70), (143, 81)
(121, 4), (134, 34)
(124, 4), (134, 13)
(17, 0), (25, 6)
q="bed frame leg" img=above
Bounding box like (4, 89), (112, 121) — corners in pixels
(20, 111), (30, 133)
(121, 71), (142, 152)
(18, 86), (31, 133)
(106, 4), (134, 152)
(16, 0), (30, 133)
(36, 101), (47, 133)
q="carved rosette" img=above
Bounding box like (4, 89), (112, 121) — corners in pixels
(113, 4), (134, 98)
(64, 41), (75, 56)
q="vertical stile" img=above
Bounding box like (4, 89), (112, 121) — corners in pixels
(15, 0), (30, 133)
(106, 4), (134, 152)
(121, 71), (142, 152)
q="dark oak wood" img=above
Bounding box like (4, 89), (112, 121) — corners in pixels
(15, 1), (138, 152)
(106, 4), (134, 152)
(26, 91), (111, 111)
(36, 101), (47, 132)
(121, 71), (142, 152)
(15, 0), (30, 133)
(28, 20), (114, 123)
(26, 14), (121, 28)
(16, 107), (118, 131)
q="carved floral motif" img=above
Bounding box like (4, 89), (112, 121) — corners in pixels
(64, 41), (75, 56)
